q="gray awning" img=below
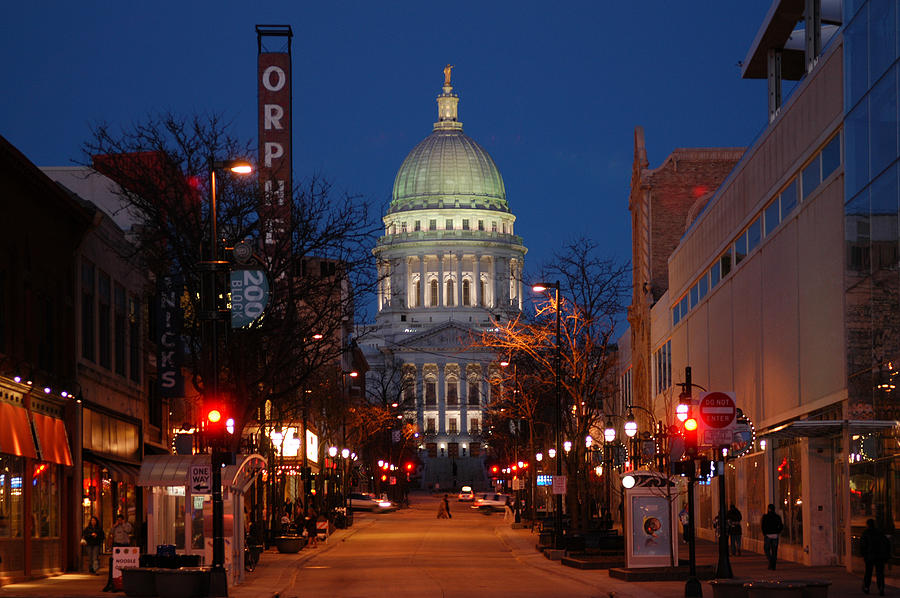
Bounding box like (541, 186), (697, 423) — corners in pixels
(137, 454), (210, 487)
(137, 453), (267, 491)
(761, 420), (899, 440)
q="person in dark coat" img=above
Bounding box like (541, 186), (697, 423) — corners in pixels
(726, 504), (743, 556)
(861, 518), (891, 595)
(82, 516), (105, 574)
(761, 503), (784, 570)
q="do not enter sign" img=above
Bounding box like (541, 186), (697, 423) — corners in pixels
(698, 391), (736, 429)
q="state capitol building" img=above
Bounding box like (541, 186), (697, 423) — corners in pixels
(363, 69), (526, 490)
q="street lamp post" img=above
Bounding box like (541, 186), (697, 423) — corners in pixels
(532, 281), (562, 548)
(603, 419), (616, 530)
(202, 159), (251, 589)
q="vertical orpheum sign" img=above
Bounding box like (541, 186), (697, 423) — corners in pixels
(256, 25), (293, 253)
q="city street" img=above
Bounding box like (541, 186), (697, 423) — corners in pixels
(279, 492), (656, 598)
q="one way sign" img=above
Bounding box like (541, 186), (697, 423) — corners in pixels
(189, 463), (211, 494)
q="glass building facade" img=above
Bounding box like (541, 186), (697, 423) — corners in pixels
(844, 0), (900, 558)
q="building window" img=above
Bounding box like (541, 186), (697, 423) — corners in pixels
(468, 442), (480, 457)
(414, 220), (421, 232)
(502, 222), (508, 234)
(82, 260), (95, 361)
(98, 272), (111, 369)
(479, 279), (486, 306)
(401, 222), (408, 233)
(448, 418), (458, 434)
(425, 381), (436, 406)
(114, 285), (126, 377)
(129, 297), (141, 384)
(446, 279), (455, 306)
(426, 418), (436, 434)
(653, 340), (672, 395)
(429, 279), (438, 306)
(470, 418), (480, 434)
(429, 219), (437, 231)
(478, 220), (484, 231)
(468, 382), (480, 406)
(491, 221), (497, 232)
(32, 462), (60, 538)
(447, 381), (458, 405)
(415, 280), (421, 307)
(462, 219), (470, 230)
(462, 280), (471, 306)
(445, 219), (453, 230)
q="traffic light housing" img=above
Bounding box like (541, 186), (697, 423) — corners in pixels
(204, 401), (232, 448)
(684, 417), (699, 458)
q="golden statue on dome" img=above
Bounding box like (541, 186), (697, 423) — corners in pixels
(443, 64), (454, 86)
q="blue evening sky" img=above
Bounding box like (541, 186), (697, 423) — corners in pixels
(1, 1), (769, 287)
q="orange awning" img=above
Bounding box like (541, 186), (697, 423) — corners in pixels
(0, 402), (37, 459)
(31, 412), (73, 466)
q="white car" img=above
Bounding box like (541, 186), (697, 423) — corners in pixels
(458, 486), (475, 501)
(471, 493), (511, 512)
(349, 492), (397, 512)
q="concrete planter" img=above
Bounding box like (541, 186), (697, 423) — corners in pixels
(744, 581), (805, 598)
(709, 578), (749, 598)
(121, 567), (161, 597)
(154, 568), (209, 598)
(275, 535), (306, 554)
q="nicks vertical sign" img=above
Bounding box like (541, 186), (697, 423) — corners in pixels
(156, 276), (184, 398)
(256, 25), (293, 252)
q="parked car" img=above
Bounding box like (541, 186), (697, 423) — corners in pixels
(471, 493), (511, 512)
(458, 486), (475, 501)
(349, 492), (397, 512)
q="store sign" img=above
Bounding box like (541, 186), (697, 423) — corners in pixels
(230, 270), (270, 328)
(112, 547), (140, 589)
(306, 429), (319, 464)
(156, 276), (184, 398)
(257, 28), (293, 250)
(552, 475), (567, 495)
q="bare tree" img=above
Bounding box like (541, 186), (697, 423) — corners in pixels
(83, 112), (381, 445)
(481, 238), (629, 532)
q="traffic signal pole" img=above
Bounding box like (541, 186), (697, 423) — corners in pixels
(681, 367), (702, 598)
(715, 452), (733, 578)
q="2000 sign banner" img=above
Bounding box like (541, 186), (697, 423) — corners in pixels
(231, 270), (270, 328)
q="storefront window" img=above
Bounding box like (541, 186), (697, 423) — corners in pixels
(31, 463), (59, 538)
(742, 452), (766, 543)
(0, 456), (24, 537)
(773, 439), (803, 546)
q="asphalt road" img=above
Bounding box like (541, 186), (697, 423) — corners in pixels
(282, 492), (625, 598)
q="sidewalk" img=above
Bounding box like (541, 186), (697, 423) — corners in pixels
(497, 523), (893, 597)
(0, 523), (365, 598)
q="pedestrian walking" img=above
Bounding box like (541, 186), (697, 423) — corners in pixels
(437, 494), (451, 519)
(82, 516), (104, 574)
(761, 503), (784, 570)
(110, 514), (134, 547)
(679, 504), (690, 543)
(727, 504), (743, 556)
(861, 518), (891, 595)
(305, 508), (318, 548)
(503, 497), (514, 523)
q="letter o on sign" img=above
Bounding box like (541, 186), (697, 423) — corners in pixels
(262, 66), (286, 92)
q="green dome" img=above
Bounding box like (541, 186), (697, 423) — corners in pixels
(390, 84), (507, 213)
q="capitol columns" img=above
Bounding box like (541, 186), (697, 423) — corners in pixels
(438, 252), (445, 307)
(455, 253), (463, 306)
(474, 254), (482, 307)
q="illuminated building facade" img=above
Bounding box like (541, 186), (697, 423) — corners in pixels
(0, 136), (88, 581)
(365, 73), (526, 490)
(617, 0), (900, 572)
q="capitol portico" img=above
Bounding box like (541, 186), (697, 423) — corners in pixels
(365, 70), (526, 490)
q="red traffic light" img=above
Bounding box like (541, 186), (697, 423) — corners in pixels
(405, 463), (414, 471)
(490, 465), (499, 474)
(684, 418), (699, 457)
(207, 409), (222, 424)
